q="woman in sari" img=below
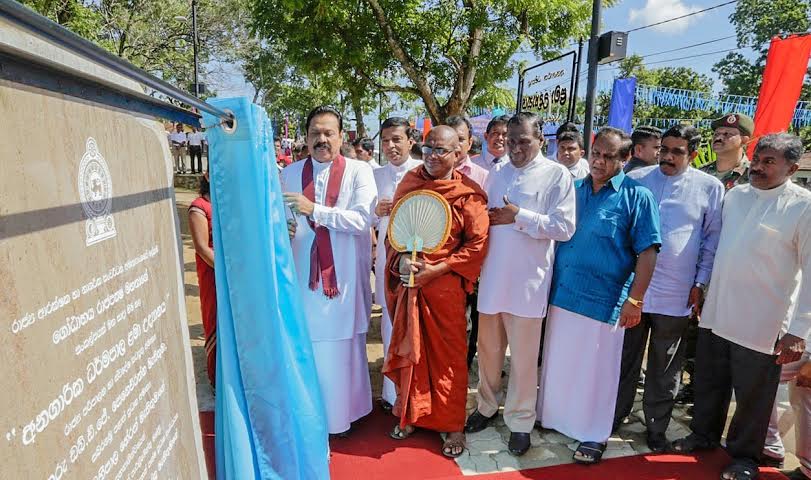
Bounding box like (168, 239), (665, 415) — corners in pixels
(189, 173), (216, 387)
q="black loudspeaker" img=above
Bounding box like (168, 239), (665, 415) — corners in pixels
(597, 31), (628, 64)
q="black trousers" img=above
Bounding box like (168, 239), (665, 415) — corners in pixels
(615, 312), (690, 434)
(690, 328), (781, 468)
(189, 145), (203, 173)
(467, 289), (479, 367)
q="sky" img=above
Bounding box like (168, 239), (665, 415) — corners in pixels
(210, 0), (749, 137)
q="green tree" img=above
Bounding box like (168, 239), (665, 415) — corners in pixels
(712, 0), (811, 100)
(22, 0), (251, 93)
(251, 0), (596, 124)
(21, 0), (103, 38)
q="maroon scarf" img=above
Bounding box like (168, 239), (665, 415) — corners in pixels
(301, 155), (346, 298)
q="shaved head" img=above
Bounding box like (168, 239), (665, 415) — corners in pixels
(423, 126), (461, 179)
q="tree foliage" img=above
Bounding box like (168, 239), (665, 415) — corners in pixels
(712, 0), (811, 100)
(250, 0), (596, 123)
(21, 0), (250, 93)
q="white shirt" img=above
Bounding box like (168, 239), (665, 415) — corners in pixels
(168, 131), (186, 145)
(372, 157), (423, 305)
(366, 158), (382, 169)
(702, 181), (811, 355)
(473, 151), (509, 172)
(477, 153), (577, 318)
(280, 158), (378, 341)
(563, 158), (590, 180)
(187, 131), (205, 146)
(628, 166), (724, 317)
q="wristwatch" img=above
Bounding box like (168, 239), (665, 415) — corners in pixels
(626, 296), (643, 308)
(694, 282), (706, 289)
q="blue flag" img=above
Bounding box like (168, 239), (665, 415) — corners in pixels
(607, 78), (637, 134)
(202, 98), (330, 479)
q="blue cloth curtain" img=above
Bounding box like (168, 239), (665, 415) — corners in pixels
(607, 78), (637, 134)
(202, 98), (329, 480)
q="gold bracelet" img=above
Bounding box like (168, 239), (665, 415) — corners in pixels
(626, 296), (643, 308)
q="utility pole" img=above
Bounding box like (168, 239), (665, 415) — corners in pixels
(570, 38), (585, 122)
(192, 0), (199, 97)
(583, 0), (602, 156)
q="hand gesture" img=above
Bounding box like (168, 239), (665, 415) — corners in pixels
(488, 195), (519, 226)
(796, 361), (811, 388)
(283, 193), (315, 216)
(775, 334), (806, 365)
(687, 286), (704, 317)
(619, 300), (642, 329)
(376, 199), (394, 217)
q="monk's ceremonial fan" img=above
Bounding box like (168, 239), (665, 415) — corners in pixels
(388, 190), (452, 287)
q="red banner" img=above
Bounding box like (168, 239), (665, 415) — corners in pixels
(748, 34), (811, 158)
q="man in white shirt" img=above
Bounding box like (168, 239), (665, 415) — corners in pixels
(465, 112), (576, 456)
(372, 117), (422, 410)
(282, 106), (377, 436)
(187, 127), (206, 174)
(353, 137), (381, 169)
(673, 133), (811, 480)
(556, 131), (590, 180)
(473, 115), (511, 172)
(614, 125), (724, 452)
(168, 123), (187, 173)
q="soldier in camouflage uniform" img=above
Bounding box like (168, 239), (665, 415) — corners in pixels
(700, 113), (754, 191)
(678, 113), (754, 408)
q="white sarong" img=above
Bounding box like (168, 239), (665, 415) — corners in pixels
(536, 306), (624, 443)
(312, 333), (373, 434)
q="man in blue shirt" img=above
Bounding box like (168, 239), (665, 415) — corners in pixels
(613, 125), (724, 452)
(536, 127), (661, 465)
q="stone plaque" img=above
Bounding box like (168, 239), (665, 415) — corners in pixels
(0, 21), (206, 480)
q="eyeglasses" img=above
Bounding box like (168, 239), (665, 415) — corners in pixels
(421, 146), (455, 157)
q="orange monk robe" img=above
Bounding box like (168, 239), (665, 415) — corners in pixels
(383, 167), (489, 432)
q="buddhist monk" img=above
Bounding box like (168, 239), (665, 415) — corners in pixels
(383, 125), (490, 458)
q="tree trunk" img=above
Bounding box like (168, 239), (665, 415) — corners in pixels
(351, 94), (367, 138)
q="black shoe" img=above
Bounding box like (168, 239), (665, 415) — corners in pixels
(377, 398), (393, 412)
(508, 432), (531, 456)
(646, 432), (670, 453)
(329, 428), (350, 439)
(675, 385), (695, 405)
(760, 455), (785, 469)
(464, 411), (496, 433)
(784, 467), (811, 480)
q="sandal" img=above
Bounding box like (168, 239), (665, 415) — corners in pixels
(573, 441), (606, 465)
(720, 462), (759, 480)
(442, 432), (466, 458)
(389, 424), (414, 440)
(672, 433), (714, 453)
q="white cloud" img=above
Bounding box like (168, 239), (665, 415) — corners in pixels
(628, 0), (705, 34)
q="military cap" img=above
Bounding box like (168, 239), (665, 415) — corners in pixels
(711, 113), (754, 137)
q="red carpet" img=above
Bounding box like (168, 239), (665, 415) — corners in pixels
(199, 409), (788, 479)
(329, 407), (461, 479)
(432, 450), (788, 480)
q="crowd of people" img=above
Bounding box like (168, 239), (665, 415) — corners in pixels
(190, 104), (811, 480)
(167, 123), (207, 174)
